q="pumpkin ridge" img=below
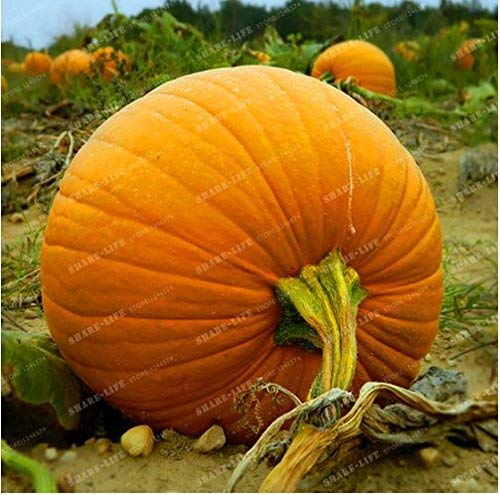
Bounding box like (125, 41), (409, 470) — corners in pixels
(59, 324), (273, 376)
(65, 333), (279, 408)
(361, 291), (441, 322)
(248, 68), (328, 252)
(43, 241), (268, 297)
(364, 152), (411, 254)
(186, 71), (310, 262)
(363, 266), (442, 296)
(356, 341), (416, 388)
(357, 320), (433, 361)
(358, 318), (431, 360)
(366, 214), (440, 282)
(55, 336), (285, 391)
(344, 157), (411, 271)
(58, 352), (126, 374)
(55, 190), (223, 264)
(70, 138), (278, 284)
(362, 308), (439, 325)
(358, 319), (436, 361)
(42, 286), (272, 323)
(158, 84), (306, 267)
(354, 172), (431, 280)
(354, 359), (371, 384)
(382, 157), (426, 240)
(357, 330), (421, 383)
(135, 96), (299, 273)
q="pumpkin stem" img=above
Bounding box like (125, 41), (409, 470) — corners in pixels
(275, 250), (367, 398)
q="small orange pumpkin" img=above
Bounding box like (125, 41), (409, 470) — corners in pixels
(91, 47), (130, 81)
(249, 49), (271, 63)
(7, 62), (25, 74)
(41, 66), (442, 444)
(312, 40), (396, 96)
(24, 52), (53, 76)
(454, 38), (483, 70)
(393, 41), (419, 62)
(50, 49), (92, 84)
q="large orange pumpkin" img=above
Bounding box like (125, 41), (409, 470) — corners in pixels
(50, 49), (92, 84)
(41, 66), (442, 444)
(454, 38), (483, 70)
(91, 46), (130, 81)
(312, 40), (396, 96)
(24, 52), (53, 76)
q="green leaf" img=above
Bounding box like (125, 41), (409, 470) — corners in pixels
(1, 331), (82, 430)
(461, 82), (497, 113)
(427, 78), (456, 95)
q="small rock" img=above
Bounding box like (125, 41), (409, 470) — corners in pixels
(44, 447), (58, 461)
(233, 444), (249, 454)
(193, 425), (226, 453)
(57, 472), (75, 492)
(9, 212), (23, 224)
(160, 428), (175, 441)
(1, 375), (12, 396)
(484, 464), (497, 479)
(120, 425), (154, 457)
(457, 478), (481, 492)
(94, 438), (111, 455)
(31, 443), (49, 455)
(59, 450), (77, 463)
(84, 437), (96, 446)
(424, 354), (432, 363)
(442, 453), (457, 467)
(24, 309), (38, 319)
(418, 447), (440, 468)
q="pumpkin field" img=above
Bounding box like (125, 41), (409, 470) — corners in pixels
(1, 0), (498, 492)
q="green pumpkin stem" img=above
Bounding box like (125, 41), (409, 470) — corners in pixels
(275, 250), (367, 398)
(1, 440), (58, 492)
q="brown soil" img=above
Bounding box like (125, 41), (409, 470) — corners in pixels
(1, 147), (497, 493)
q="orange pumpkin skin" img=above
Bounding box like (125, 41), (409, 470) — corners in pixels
(24, 52), (53, 76)
(454, 39), (482, 70)
(312, 40), (396, 96)
(91, 47), (130, 80)
(41, 66), (442, 444)
(50, 50), (92, 84)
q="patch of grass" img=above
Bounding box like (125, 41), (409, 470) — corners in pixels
(1, 133), (29, 163)
(2, 225), (44, 310)
(441, 240), (497, 333)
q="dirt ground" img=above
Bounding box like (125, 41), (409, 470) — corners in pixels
(1, 147), (498, 493)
